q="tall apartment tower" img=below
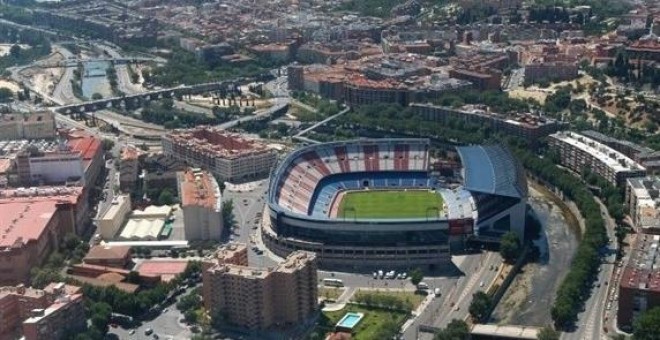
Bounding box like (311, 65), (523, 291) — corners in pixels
(202, 245), (318, 331)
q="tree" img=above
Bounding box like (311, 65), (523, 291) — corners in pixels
(89, 302), (112, 334)
(158, 188), (175, 205)
(537, 326), (560, 340)
(9, 44), (21, 58)
(0, 87), (13, 102)
(126, 271), (141, 284)
(184, 310), (198, 324)
(468, 291), (492, 322)
(63, 233), (81, 253)
(91, 93), (103, 100)
(500, 231), (521, 263)
(634, 307), (660, 340)
(434, 319), (469, 340)
(222, 199), (235, 229)
(101, 138), (115, 151)
(410, 267), (424, 286)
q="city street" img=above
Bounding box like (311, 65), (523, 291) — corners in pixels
(562, 199), (619, 340)
(222, 180), (278, 267)
(409, 251), (502, 340)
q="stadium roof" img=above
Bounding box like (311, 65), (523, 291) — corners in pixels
(456, 145), (527, 198)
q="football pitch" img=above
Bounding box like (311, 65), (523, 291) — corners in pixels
(337, 190), (443, 219)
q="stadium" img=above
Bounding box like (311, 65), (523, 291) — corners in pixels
(263, 139), (528, 270)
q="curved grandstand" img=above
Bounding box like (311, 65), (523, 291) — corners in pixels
(264, 139), (528, 269)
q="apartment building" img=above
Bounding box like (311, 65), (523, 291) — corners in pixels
(119, 146), (140, 192)
(524, 61), (578, 83)
(0, 112), (56, 141)
(626, 177), (660, 234)
(178, 168), (223, 241)
(448, 67), (502, 91)
(0, 283), (84, 340)
(618, 234), (660, 329)
(411, 104), (561, 145)
(548, 131), (646, 188)
(161, 127), (277, 183)
(202, 245), (318, 331)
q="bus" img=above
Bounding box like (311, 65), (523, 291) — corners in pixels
(323, 278), (344, 287)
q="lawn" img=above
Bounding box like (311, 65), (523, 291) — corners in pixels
(351, 289), (425, 311)
(309, 304), (408, 340)
(337, 190), (443, 219)
(319, 287), (345, 302)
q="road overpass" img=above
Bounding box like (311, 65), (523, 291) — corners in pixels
(33, 57), (158, 68)
(53, 80), (244, 114)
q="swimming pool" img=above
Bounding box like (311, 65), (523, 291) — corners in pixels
(336, 312), (364, 330)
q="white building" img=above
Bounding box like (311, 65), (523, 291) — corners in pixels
(97, 195), (131, 239)
(626, 177), (660, 234)
(119, 205), (172, 241)
(26, 152), (85, 184)
(549, 131), (646, 187)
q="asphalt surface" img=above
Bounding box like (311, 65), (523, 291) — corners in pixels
(222, 180), (279, 267)
(107, 288), (196, 340)
(490, 186), (579, 326)
(410, 251), (502, 340)
(562, 199), (618, 340)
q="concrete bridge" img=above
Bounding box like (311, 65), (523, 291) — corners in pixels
(53, 80), (244, 114)
(34, 57), (158, 68)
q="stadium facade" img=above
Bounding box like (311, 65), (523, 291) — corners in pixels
(263, 139), (527, 270)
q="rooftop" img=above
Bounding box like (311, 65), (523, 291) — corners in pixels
(621, 234), (660, 292)
(100, 194), (130, 221)
(0, 200), (59, 248)
(550, 131), (645, 173)
(66, 135), (101, 163)
(207, 247), (314, 278)
(456, 145), (528, 198)
(163, 127), (273, 160)
(179, 169), (221, 210)
(134, 260), (188, 282)
(84, 245), (131, 261)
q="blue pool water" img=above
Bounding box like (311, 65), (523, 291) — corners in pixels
(336, 312), (364, 329)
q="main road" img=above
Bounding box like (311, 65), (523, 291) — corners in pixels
(403, 251), (502, 340)
(562, 198), (618, 340)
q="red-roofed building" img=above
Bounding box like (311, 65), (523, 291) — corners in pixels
(65, 133), (103, 188)
(135, 260), (188, 282)
(63, 131), (104, 234)
(0, 194), (79, 285)
(162, 127), (277, 182)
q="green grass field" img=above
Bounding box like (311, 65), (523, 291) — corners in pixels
(337, 190), (443, 219)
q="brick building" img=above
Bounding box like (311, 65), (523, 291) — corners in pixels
(162, 127), (277, 183)
(202, 243), (318, 331)
(0, 283), (84, 340)
(618, 234), (660, 328)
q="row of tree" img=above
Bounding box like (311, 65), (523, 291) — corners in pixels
(510, 144), (608, 329)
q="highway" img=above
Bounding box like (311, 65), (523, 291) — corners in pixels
(404, 251), (502, 340)
(218, 97), (290, 129)
(562, 198), (618, 340)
